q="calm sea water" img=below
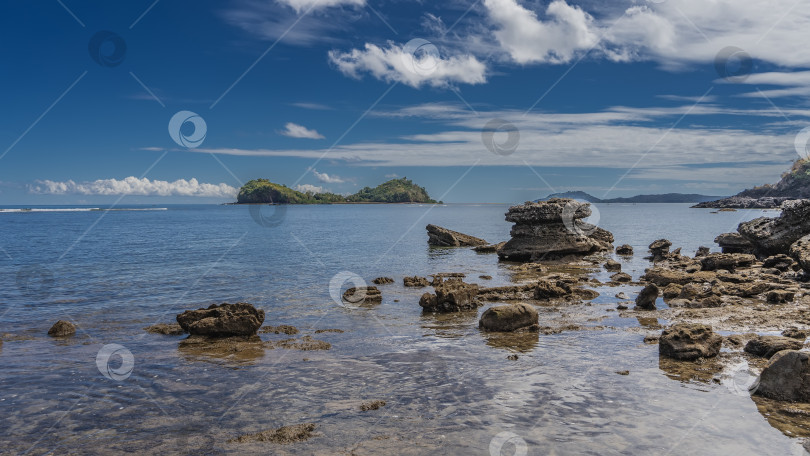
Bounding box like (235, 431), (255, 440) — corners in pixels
(0, 203), (803, 455)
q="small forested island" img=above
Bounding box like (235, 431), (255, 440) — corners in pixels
(236, 177), (440, 204)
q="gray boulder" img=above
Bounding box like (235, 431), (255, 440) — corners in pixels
(659, 323), (722, 360)
(756, 350), (810, 402)
(479, 303), (539, 332)
(738, 199), (810, 256)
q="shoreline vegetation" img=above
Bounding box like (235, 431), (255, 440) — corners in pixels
(234, 177), (441, 205)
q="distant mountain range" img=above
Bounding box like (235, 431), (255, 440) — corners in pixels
(536, 191), (725, 204)
(236, 177), (439, 204)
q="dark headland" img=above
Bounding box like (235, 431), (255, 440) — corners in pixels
(536, 191), (723, 204)
(694, 159), (810, 209)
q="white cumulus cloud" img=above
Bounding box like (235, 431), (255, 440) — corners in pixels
(281, 122), (325, 139)
(310, 169), (345, 183)
(277, 0), (365, 14)
(294, 184), (326, 193)
(328, 42), (487, 88)
(29, 177), (238, 198)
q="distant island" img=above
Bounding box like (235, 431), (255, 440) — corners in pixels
(536, 191), (724, 204)
(694, 159), (810, 208)
(236, 177), (440, 204)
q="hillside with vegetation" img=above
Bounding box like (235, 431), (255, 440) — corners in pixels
(694, 159), (810, 208)
(236, 177), (440, 204)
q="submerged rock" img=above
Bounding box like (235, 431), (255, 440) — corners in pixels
(342, 286), (382, 305)
(176, 303), (265, 337)
(145, 323), (185, 335)
(419, 279), (480, 312)
(228, 423), (316, 444)
(479, 302), (539, 332)
(403, 276), (429, 287)
(497, 199), (613, 262)
(659, 323), (722, 360)
(360, 400), (386, 411)
(745, 336), (803, 358)
(756, 350), (810, 402)
(426, 224), (488, 247)
(47, 320), (76, 337)
(473, 241), (506, 253)
(635, 284), (659, 310)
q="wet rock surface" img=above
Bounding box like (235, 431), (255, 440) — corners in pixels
(426, 224), (488, 247)
(403, 276), (429, 287)
(635, 284), (659, 310)
(738, 199), (810, 256)
(757, 351), (810, 402)
(498, 199), (613, 262)
(228, 423), (316, 444)
(144, 323), (185, 335)
(343, 286), (383, 305)
(47, 320), (75, 337)
(479, 302), (539, 332)
(419, 279), (480, 313)
(744, 336), (803, 358)
(177, 303), (265, 337)
(616, 244), (634, 255)
(659, 324), (722, 360)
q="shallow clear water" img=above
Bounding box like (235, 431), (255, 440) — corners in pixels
(0, 203), (805, 455)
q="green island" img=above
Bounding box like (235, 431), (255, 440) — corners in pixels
(236, 177), (441, 204)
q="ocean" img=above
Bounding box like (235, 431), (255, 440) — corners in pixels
(0, 203), (803, 455)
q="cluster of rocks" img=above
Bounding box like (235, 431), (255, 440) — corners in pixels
(497, 199), (614, 262)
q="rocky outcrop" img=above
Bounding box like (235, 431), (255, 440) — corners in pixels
(648, 239), (672, 261)
(635, 284), (659, 310)
(616, 244), (634, 255)
(642, 268), (716, 286)
(372, 277), (394, 285)
(176, 303), (265, 337)
(756, 350), (810, 402)
(763, 254), (795, 271)
(479, 303), (539, 332)
(738, 199), (810, 256)
(694, 196), (790, 209)
(426, 224), (488, 247)
(789, 234), (810, 272)
(744, 335), (803, 358)
(604, 260), (621, 272)
(419, 279), (480, 312)
(497, 199), (613, 262)
(342, 286), (382, 305)
(659, 324), (722, 360)
(403, 276), (429, 287)
(714, 233), (754, 254)
(47, 320), (76, 337)
(699, 253), (756, 271)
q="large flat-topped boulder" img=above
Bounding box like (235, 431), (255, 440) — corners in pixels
(498, 199), (613, 262)
(738, 199), (810, 256)
(176, 302), (264, 337)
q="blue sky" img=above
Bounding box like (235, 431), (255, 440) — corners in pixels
(2, 0), (810, 204)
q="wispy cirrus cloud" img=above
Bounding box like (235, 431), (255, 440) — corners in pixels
(29, 177), (237, 198)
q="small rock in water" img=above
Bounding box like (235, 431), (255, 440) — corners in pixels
(635, 284), (659, 310)
(177, 303), (264, 337)
(479, 302), (539, 332)
(616, 244), (633, 255)
(360, 400), (386, 411)
(403, 276), (429, 288)
(610, 272), (632, 283)
(144, 323), (185, 335)
(659, 324), (722, 360)
(616, 370), (629, 376)
(616, 303), (628, 310)
(615, 292), (629, 300)
(47, 320), (76, 337)
(426, 224), (488, 247)
(259, 325), (299, 335)
(507, 354), (519, 361)
(479, 275), (493, 280)
(372, 277), (394, 285)
(604, 260), (621, 272)
(342, 286), (382, 305)
(419, 279), (480, 313)
(228, 423), (316, 444)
